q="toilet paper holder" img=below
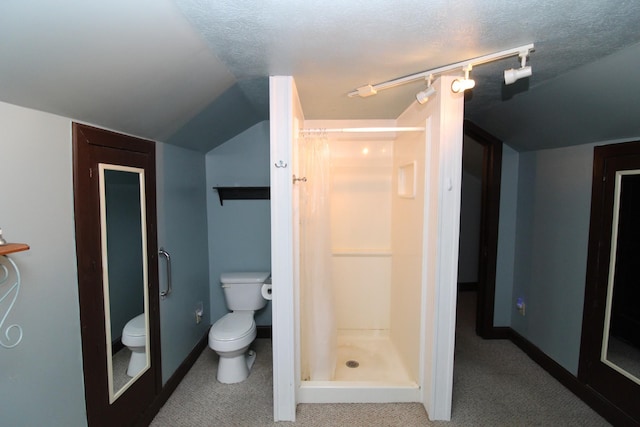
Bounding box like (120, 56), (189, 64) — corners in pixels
(261, 283), (273, 300)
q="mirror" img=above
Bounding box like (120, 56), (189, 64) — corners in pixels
(602, 170), (640, 384)
(98, 164), (150, 402)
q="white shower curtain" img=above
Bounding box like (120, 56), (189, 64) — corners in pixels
(300, 132), (336, 381)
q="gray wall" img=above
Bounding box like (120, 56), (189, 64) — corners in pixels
(156, 142), (211, 384)
(506, 142), (599, 374)
(205, 120), (271, 326)
(0, 101), (87, 426)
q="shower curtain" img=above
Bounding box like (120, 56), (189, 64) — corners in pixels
(300, 132), (336, 381)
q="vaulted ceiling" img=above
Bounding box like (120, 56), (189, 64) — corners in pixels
(1, 0), (639, 152)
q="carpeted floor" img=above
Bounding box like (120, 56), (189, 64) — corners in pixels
(150, 292), (610, 426)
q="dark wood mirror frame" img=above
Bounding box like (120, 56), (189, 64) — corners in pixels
(73, 123), (161, 426)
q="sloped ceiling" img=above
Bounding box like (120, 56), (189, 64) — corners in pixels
(167, 78), (268, 151)
(0, 0), (236, 142)
(1, 1), (640, 152)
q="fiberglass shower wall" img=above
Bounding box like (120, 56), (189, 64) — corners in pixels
(330, 135), (393, 336)
(305, 119), (424, 385)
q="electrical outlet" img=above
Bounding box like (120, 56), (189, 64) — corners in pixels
(516, 297), (526, 316)
(195, 301), (204, 324)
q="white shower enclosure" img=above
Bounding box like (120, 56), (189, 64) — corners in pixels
(269, 75), (464, 422)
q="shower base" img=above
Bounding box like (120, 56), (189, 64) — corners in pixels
(298, 331), (419, 403)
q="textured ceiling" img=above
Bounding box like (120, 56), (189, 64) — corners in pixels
(176, 0), (640, 121)
(1, 0), (640, 151)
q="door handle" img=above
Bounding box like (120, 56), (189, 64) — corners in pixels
(159, 248), (172, 298)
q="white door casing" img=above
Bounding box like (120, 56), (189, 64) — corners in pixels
(269, 76), (303, 421)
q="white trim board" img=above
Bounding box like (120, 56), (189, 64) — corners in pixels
(269, 76), (299, 422)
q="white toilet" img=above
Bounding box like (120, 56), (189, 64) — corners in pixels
(122, 313), (147, 377)
(208, 272), (271, 384)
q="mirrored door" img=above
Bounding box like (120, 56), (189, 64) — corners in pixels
(73, 123), (161, 427)
(580, 142), (640, 425)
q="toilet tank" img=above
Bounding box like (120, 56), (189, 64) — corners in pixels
(221, 272), (270, 311)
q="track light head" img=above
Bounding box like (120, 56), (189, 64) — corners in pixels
(504, 51), (532, 85)
(451, 65), (475, 93)
(451, 78), (475, 93)
(416, 85), (436, 104)
(504, 65), (532, 85)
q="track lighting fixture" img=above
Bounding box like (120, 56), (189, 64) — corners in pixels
(348, 43), (534, 99)
(504, 66), (532, 84)
(451, 66), (475, 93)
(416, 75), (436, 104)
(416, 86), (436, 104)
(504, 51), (532, 85)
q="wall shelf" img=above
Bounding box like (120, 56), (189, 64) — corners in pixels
(0, 243), (30, 256)
(213, 187), (270, 205)
(0, 242), (29, 349)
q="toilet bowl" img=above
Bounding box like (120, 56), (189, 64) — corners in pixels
(208, 312), (258, 383)
(122, 313), (147, 377)
(208, 272), (270, 384)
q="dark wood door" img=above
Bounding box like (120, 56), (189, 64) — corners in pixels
(579, 141), (640, 425)
(463, 121), (504, 339)
(73, 123), (161, 427)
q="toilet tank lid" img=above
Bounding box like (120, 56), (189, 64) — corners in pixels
(220, 272), (270, 284)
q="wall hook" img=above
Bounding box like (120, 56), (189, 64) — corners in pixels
(293, 175), (307, 184)
(275, 160), (288, 168)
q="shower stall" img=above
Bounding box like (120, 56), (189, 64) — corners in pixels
(297, 121), (427, 402)
(269, 75), (463, 419)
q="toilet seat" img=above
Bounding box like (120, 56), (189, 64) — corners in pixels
(209, 312), (256, 352)
(122, 313), (146, 347)
(210, 312), (254, 341)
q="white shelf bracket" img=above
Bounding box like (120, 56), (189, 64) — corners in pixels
(0, 254), (23, 349)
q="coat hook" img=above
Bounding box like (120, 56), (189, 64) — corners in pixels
(275, 160), (288, 168)
(293, 175), (307, 184)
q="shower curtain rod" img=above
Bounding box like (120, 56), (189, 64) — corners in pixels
(299, 126), (425, 134)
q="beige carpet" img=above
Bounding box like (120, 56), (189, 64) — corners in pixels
(150, 292), (610, 426)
